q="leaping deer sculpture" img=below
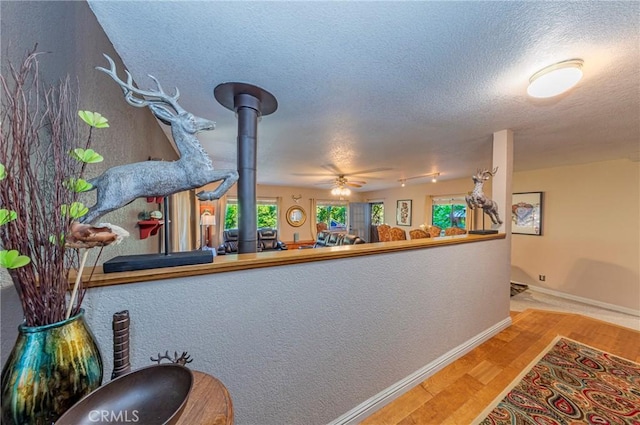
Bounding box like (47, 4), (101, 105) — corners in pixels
(465, 167), (503, 225)
(81, 55), (238, 224)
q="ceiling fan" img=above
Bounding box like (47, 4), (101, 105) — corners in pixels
(293, 164), (392, 189)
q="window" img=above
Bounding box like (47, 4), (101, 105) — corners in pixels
(224, 198), (279, 230)
(432, 196), (467, 231)
(316, 201), (348, 231)
(370, 202), (384, 225)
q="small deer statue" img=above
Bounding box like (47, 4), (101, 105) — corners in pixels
(81, 54), (238, 224)
(465, 167), (503, 225)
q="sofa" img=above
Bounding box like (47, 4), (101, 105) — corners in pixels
(311, 231), (366, 248)
(217, 228), (288, 254)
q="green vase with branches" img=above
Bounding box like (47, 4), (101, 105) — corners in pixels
(0, 48), (115, 424)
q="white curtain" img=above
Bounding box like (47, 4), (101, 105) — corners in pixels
(171, 191), (195, 251)
(275, 196), (282, 230)
(213, 194), (227, 247)
(309, 198), (317, 239)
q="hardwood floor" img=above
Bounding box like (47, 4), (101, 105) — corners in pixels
(360, 309), (640, 425)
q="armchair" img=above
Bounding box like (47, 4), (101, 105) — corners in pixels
(425, 225), (442, 238)
(409, 229), (430, 239)
(341, 234), (366, 245)
(314, 230), (331, 247)
(377, 224), (391, 242)
(444, 227), (467, 236)
(218, 229), (239, 255)
(389, 227), (407, 241)
(258, 227), (288, 251)
(218, 228), (287, 254)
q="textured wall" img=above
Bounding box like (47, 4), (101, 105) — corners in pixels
(511, 159), (640, 312)
(0, 1), (179, 264)
(0, 0), (178, 361)
(3, 239), (510, 425)
(1, 4), (512, 424)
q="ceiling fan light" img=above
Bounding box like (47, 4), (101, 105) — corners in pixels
(431, 177), (437, 183)
(527, 59), (584, 98)
(331, 185), (351, 196)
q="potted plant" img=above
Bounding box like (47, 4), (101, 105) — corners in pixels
(0, 48), (124, 424)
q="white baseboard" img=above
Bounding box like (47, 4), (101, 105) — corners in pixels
(328, 317), (512, 425)
(513, 281), (640, 318)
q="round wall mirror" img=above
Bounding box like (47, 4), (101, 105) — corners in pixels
(286, 206), (306, 227)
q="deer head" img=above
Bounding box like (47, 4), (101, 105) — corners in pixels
(96, 54), (215, 133)
(472, 167), (499, 183)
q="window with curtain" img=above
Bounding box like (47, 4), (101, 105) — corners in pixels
(316, 200), (348, 231)
(432, 195), (468, 230)
(224, 197), (279, 230)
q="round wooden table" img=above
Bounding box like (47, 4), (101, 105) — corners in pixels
(176, 371), (233, 425)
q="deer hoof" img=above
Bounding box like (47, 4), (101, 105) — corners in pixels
(196, 191), (218, 201)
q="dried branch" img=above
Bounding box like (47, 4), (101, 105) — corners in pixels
(0, 46), (95, 325)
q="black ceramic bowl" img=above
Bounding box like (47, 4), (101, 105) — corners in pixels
(55, 364), (193, 425)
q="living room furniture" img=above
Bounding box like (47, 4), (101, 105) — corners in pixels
(409, 229), (430, 239)
(311, 231), (366, 247)
(218, 228), (287, 255)
(390, 227), (407, 241)
(377, 224), (391, 242)
(218, 229), (239, 254)
(425, 225), (442, 238)
(444, 227), (467, 236)
(258, 227), (288, 251)
(284, 240), (316, 250)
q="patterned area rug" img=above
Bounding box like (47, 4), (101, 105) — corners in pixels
(474, 336), (640, 424)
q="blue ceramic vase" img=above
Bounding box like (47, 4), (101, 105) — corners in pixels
(1, 309), (103, 425)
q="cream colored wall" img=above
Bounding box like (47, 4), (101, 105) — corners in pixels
(361, 177), (476, 231)
(196, 183), (366, 243)
(200, 177), (478, 244)
(511, 159), (640, 312)
(257, 185), (366, 242)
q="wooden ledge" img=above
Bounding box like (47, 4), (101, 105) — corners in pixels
(81, 233), (505, 289)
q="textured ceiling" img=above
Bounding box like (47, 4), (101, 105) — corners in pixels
(87, 1), (639, 191)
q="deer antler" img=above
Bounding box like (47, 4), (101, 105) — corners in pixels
(150, 350), (193, 365)
(96, 54), (183, 113)
(484, 167), (499, 177)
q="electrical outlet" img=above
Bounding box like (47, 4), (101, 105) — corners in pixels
(538, 275), (546, 282)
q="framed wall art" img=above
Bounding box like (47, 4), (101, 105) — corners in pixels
(511, 192), (543, 235)
(396, 199), (412, 226)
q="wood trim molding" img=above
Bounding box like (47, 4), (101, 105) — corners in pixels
(79, 233), (505, 289)
(517, 282), (640, 317)
(328, 316), (513, 425)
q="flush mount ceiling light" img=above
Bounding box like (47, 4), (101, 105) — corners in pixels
(527, 59), (584, 98)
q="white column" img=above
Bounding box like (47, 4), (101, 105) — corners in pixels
(492, 129), (513, 235)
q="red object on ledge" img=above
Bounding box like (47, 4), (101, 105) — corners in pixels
(137, 220), (164, 239)
(146, 196), (164, 203)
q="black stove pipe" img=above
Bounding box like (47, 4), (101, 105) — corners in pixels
(214, 83), (277, 254)
(235, 94), (260, 253)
